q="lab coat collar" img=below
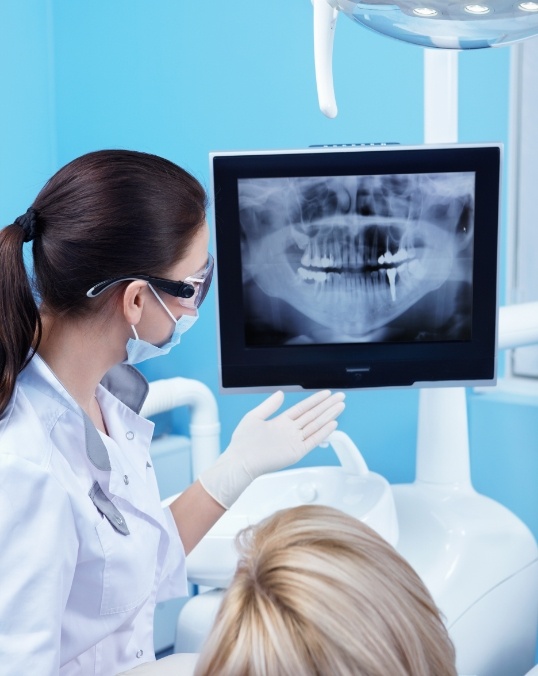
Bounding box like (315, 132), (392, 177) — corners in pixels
(18, 355), (156, 538)
(89, 363), (150, 472)
(22, 354), (150, 471)
(83, 411), (112, 471)
(99, 363), (149, 415)
(21, 353), (149, 414)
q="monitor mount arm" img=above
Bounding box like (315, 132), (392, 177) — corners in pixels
(313, 0), (339, 118)
(417, 48), (538, 486)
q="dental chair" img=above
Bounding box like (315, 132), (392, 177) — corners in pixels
(144, 349), (538, 676)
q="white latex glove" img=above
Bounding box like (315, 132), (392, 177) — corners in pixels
(199, 389), (345, 509)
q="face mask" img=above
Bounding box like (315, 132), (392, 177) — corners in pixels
(124, 284), (198, 365)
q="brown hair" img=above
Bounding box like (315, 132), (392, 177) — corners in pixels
(0, 149), (207, 415)
(195, 505), (457, 676)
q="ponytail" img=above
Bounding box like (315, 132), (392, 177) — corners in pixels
(0, 150), (208, 416)
(0, 216), (42, 417)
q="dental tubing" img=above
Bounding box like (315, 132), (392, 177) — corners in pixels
(198, 389), (346, 509)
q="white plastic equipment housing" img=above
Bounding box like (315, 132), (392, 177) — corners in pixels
(313, 0), (339, 118)
(142, 376), (220, 479)
(185, 430), (398, 588)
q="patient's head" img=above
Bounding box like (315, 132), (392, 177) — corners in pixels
(195, 505), (457, 676)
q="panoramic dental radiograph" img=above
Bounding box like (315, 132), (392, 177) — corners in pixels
(239, 172), (475, 345)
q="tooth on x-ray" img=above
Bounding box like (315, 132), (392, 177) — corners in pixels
(386, 268), (397, 301)
(239, 172), (475, 344)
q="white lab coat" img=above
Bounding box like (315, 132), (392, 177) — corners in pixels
(0, 354), (188, 675)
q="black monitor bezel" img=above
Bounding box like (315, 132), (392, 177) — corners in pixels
(210, 144), (501, 392)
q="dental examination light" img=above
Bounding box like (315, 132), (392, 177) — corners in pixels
(312, 0), (538, 117)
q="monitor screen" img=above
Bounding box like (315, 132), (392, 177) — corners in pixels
(210, 144), (501, 392)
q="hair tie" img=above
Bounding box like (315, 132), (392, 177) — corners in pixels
(14, 207), (39, 243)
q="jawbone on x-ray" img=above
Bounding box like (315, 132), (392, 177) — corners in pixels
(239, 173), (475, 345)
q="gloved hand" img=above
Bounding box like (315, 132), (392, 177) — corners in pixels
(199, 389), (345, 509)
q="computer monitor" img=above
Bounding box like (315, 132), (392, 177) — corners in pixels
(210, 143), (501, 392)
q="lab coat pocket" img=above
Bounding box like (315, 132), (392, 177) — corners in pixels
(96, 510), (160, 615)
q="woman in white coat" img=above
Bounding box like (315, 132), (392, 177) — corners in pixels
(0, 150), (345, 675)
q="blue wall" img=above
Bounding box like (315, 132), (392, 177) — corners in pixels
(2, 3), (536, 538)
(0, 1), (56, 222)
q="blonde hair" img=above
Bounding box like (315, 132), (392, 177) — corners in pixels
(194, 505), (456, 676)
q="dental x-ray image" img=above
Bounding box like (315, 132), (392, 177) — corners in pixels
(239, 172), (475, 346)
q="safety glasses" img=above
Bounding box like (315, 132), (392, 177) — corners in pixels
(86, 253), (214, 309)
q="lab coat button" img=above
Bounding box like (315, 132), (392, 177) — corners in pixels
(126, 431), (135, 440)
(136, 650), (144, 658)
(123, 475), (129, 485)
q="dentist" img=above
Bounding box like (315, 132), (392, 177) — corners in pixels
(0, 150), (345, 675)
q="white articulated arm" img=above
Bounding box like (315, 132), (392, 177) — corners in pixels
(327, 430), (369, 476)
(423, 49), (458, 144)
(498, 302), (538, 350)
(415, 302), (538, 487)
(313, 0), (339, 118)
(142, 377), (221, 479)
